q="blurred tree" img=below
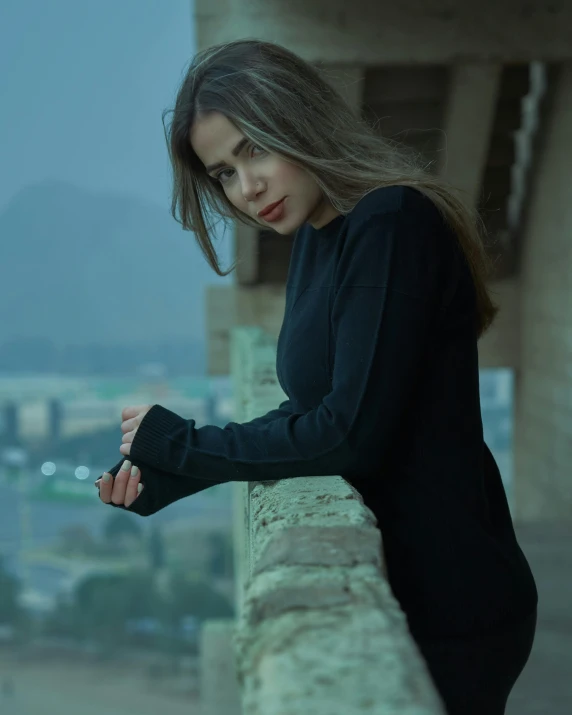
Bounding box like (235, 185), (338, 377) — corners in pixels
(56, 523), (98, 557)
(165, 571), (235, 626)
(72, 570), (163, 650)
(0, 555), (22, 624)
(147, 524), (166, 571)
(205, 531), (234, 579)
(43, 594), (75, 638)
(102, 511), (143, 553)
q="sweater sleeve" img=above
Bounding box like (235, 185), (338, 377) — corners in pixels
(96, 399), (295, 516)
(239, 399), (293, 427)
(125, 203), (451, 505)
(95, 456), (227, 516)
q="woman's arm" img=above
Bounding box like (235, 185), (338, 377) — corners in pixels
(118, 196), (454, 515)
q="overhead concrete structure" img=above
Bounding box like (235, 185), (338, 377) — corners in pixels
(195, 0), (572, 64)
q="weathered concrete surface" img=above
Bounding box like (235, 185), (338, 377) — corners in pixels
(233, 475), (446, 714)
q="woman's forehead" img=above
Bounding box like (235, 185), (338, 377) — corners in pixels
(190, 112), (241, 164)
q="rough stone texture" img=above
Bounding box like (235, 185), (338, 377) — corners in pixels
(253, 524), (383, 574)
(241, 563), (400, 627)
(234, 606), (445, 715)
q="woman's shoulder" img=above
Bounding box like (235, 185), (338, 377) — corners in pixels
(349, 185), (439, 226)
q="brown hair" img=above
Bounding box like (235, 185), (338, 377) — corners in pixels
(162, 39), (498, 336)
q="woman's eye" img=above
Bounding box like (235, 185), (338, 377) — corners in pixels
(215, 144), (266, 183)
(216, 168), (234, 183)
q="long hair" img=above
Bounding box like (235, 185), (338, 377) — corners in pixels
(162, 39), (498, 336)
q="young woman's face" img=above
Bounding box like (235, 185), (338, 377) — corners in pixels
(190, 111), (340, 234)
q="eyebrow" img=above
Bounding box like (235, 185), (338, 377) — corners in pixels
(205, 137), (249, 173)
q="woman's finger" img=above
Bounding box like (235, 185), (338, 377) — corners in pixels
(96, 460), (144, 508)
(124, 464), (143, 507)
(98, 473), (114, 503)
(111, 460), (132, 505)
(121, 418), (135, 434)
(122, 430), (135, 444)
(122, 405), (150, 421)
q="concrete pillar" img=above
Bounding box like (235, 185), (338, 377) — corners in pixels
(234, 222), (259, 285)
(199, 619), (242, 715)
(439, 62), (502, 205)
(235, 285), (286, 338)
(513, 62), (572, 520)
(478, 278), (521, 369)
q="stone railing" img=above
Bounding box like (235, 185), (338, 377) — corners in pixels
(199, 327), (445, 715)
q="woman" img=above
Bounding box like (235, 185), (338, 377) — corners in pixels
(95, 39), (538, 714)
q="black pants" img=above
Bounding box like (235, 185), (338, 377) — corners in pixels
(414, 608), (537, 715)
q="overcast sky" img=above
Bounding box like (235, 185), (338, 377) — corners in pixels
(0, 0), (195, 213)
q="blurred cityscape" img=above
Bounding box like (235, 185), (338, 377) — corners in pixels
(0, 368), (237, 710)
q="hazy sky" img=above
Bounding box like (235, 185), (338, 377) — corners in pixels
(0, 0), (195, 213)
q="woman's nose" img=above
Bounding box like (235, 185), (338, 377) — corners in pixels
(241, 174), (262, 202)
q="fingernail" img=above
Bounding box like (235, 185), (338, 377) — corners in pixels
(102, 473), (111, 482)
(137, 483), (143, 493)
(130, 465), (139, 479)
(121, 460), (131, 472)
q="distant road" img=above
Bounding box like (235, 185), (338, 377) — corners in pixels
(0, 655), (199, 715)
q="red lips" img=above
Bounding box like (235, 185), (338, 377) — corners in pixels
(258, 198), (285, 217)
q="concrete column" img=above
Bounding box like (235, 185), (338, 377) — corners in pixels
(478, 277), (521, 369)
(513, 62), (572, 520)
(199, 619), (242, 715)
(439, 62), (502, 205)
(235, 285), (286, 338)
(234, 222), (259, 285)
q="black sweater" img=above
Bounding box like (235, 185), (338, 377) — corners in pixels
(101, 185), (538, 641)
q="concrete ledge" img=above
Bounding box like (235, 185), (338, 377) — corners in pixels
(253, 523), (383, 574)
(232, 475), (444, 713)
(234, 607), (444, 715)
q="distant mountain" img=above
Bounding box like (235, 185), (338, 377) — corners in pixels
(0, 334), (207, 376)
(0, 180), (234, 350)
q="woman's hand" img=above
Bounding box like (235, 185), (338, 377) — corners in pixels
(119, 404), (153, 457)
(95, 459), (144, 508)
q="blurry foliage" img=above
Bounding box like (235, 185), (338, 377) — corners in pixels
(102, 511), (143, 550)
(0, 555), (23, 625)
(165, 570), (235, 624)
(42, 566), (234, 655)
(55, 524), (99, 557)
(205, 530), (235, 579)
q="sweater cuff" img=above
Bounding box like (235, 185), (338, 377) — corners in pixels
(131, 403), (189, 470)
